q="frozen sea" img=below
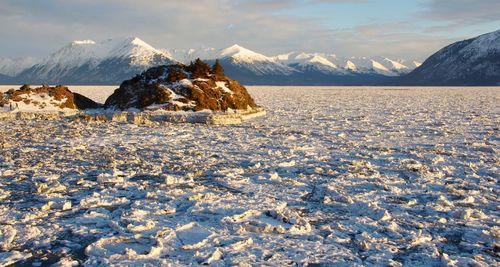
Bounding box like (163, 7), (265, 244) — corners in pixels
(0, 86), (498, 266)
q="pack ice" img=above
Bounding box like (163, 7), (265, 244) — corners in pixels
(0, 87), (498, 266)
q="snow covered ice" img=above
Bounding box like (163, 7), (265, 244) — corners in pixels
(0, 86), (498, 266)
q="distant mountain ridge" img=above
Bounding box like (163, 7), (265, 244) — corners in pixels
(0, 73), (13, 83)
(170, 44), (419, 80)
(0, 37), (419, 85)
(402, 30), (500, 86)
(13, 37), (175, 85)
(0, 57), (37, 76)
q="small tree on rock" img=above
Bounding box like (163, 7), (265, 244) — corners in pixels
(167, 69), (187, 82)
(188, 58), (210, 79)
(212, 59), (225, 79)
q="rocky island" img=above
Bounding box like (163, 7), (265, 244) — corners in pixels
(0, 59), (265, 124)
(0, 85), (101, 120)
(106, 59), (258, 112)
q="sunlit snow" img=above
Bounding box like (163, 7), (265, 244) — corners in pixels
(0, 86), (498, 266)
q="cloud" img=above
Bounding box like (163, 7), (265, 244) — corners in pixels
(0, 0), (322, 56)
(325, 22), (457, 60)
(0, 0), (498, 60)
(421, 0), (500, 32)
(423, 0), (500, 24)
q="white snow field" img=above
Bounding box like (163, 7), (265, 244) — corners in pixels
(0, 86), (498, 266)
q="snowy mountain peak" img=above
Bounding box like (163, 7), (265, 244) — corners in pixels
(52, 37), (174, 67)
(1, 36), (424, 84)
(71, 40), (96, 45)
(220, 44), (272, 62)
(220, 44), (245, 54)
(276, 52), (337, 69)
(42, 40), (99, 68)
(382, 58), (409, 71)
(308, 55), (337, 69)
(129, 37), (153, 48)
(345, 60), (357, 71)
(371, 60), (391, 73)
(13, 37), (176, 84)
(274, 52), (416, 75)
(107, 37), (172, 62)
(295, 52), (313, 60)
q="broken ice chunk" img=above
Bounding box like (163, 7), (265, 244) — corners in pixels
(175, 222), (213, 250)
(0, 251), (32, 266)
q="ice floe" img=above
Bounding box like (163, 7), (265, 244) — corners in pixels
(0, 87), (498, 265)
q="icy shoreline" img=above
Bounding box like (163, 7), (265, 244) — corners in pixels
(0, 87), (498, 266)
(0, 107), (266, 125)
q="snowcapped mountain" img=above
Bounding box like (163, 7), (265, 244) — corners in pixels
(403, 30), (500, 85)
(336, 57), (393, 75)
(273, 53), (414, 76)
(331, 56), (413, 76)
(378, 57), (411, 74)
(216, 45), (295, 76)
(0, 57), (38, 76)
(275, 52), (343, 74)
(1, 37), (422, 85)
(169, 44), (296, 82)
(15, 37), (175, 84)
(220, 44), (271, 63)
(167, 47), (218, 65)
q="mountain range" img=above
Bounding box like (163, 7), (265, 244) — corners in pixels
(0, 30), (498, 85)
(11, 38), (175, 85)
(0, 37), (420, 85)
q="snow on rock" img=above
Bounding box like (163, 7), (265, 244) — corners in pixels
(104, 63), (259, 112)
(0, 85), (101, 113)
(0, 87), (498, 265)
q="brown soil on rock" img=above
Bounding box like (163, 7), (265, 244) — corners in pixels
(0, 93), (6, 107)
(104, 63), (258, 111)
(2, 85), (102, 110)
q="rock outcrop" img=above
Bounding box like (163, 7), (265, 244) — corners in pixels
(1, 85), (101, 111)
(104, 61), (258, 111)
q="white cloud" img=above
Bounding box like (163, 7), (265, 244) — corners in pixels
(0, 0), (497, 60)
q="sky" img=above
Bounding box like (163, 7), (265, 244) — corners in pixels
(0, 0), (499, 61)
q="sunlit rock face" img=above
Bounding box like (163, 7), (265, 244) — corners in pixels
(104, 63), (258, 112)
